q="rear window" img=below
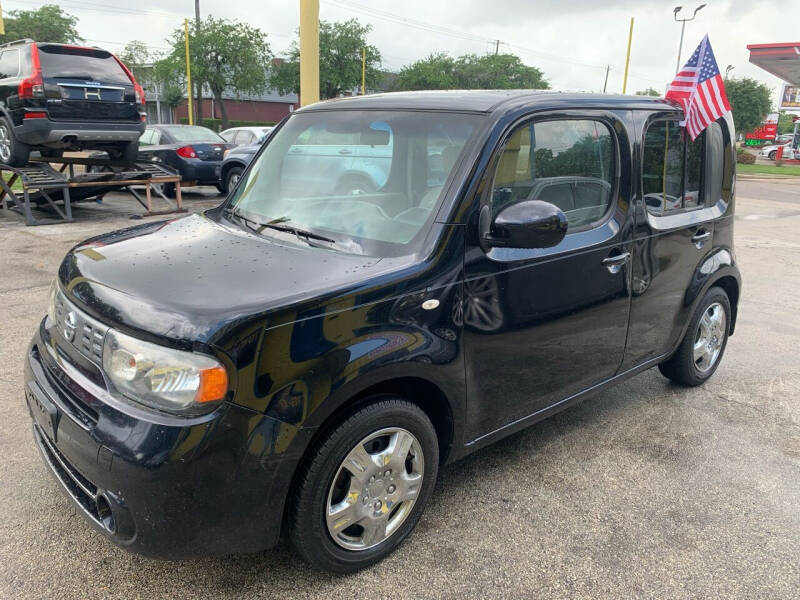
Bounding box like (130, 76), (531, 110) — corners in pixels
(37, 45), (130, 84)
(162, 126), (225, 143)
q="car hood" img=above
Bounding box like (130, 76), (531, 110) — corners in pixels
(58, 214), (408, 346)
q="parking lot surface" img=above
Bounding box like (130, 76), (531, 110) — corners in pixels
(1, 181), (798, 599)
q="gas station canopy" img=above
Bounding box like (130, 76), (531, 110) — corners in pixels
(747, 43), (800, 86)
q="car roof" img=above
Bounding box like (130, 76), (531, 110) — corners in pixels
(221, 126), (273, 133)
(296, 90), (681, 114)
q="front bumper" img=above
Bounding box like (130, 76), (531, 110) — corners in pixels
(24, 318), (308, 559)
(15, 118), (144, 147)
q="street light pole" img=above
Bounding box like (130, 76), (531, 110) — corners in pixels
(674, 4), (706, 73)
(725, 65), (734, 79)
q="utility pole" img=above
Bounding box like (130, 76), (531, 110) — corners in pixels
(622, 17), (634, 94)
(494, 40), (500, 55)
(184, 19), (193, 125)
(299, 0), (320, 106)
(361, 47), (366, 95)
(603, 64), (610, 93)
(194, 0), (202, 123)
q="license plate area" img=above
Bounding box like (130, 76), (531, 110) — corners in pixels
(27, 381), (60, 443)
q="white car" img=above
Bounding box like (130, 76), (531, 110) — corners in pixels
(219, 126), (274, 147)
(758, 142), (795, 160)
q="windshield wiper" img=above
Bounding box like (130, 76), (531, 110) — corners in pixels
(224, 208), (336, 245)
(258, 221), (337, 244)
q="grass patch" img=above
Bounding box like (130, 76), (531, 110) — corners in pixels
(2, 173), (23, 191)
(737, 163), (800, 176)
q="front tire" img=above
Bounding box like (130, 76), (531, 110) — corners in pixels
(659, 286), (731, 386)
(223, 166), (243, 195)
(0, 118), (30, 167)
(768, 150), (777, 160)
(289, 398), (439, 573)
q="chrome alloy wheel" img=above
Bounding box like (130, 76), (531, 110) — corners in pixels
(326, 427), (424, 551)
(694, 301), (726, 372)
(0, 124), (11, 163)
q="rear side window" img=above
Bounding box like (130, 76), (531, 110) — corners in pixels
(0, 49), (20, 78)
(643, 119), (705, 215)
(490, 118), (615, 230)
(37, 45), (130, 84)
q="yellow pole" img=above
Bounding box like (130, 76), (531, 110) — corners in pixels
(622, 17), (634, 94)
(361, 47), (366, 95)
(0, 2), (5, 36)
(299, 0), (320, 106)
(184, 19), (193, 125)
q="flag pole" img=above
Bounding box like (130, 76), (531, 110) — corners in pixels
(622, 17), (634, 94)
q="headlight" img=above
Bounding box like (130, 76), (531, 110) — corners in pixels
(47, 279), (58, 325)
(103, 328), (228, 415)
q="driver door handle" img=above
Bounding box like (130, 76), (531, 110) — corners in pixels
(692, 230), (712, 243)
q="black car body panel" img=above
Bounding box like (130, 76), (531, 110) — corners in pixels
(0, 41), (144, 152)
(24, 90), (740, 558)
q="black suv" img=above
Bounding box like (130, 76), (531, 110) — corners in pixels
(0, 39), (145, 166)
(24, 91), (740, 572)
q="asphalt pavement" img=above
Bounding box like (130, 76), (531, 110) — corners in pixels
(0, 181), (798, 599)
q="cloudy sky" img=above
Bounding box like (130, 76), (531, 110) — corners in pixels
(5, 0), (791, 101)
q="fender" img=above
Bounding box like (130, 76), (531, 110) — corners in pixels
(666, 246), (741, 359)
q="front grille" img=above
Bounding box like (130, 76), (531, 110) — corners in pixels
(54, 290), (108, 364)
(33, 423), (102, 525)
(32, 345), (99, 426)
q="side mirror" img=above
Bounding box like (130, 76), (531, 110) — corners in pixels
(482, 200), (568, 249)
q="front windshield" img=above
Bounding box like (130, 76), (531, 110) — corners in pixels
(226, 110), (482, 256)
(165, 126), (224, 143)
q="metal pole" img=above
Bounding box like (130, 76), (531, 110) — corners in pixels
(184, 19), (193, 125)
(299, 0), (320, 106)
(194, 0), (202, 123)
(676, 20), (686, 73)
(603, 65), (610, 93)
(622, 17), (634, 94)
(495, 40), (500, 55)
(361, 47), (366, 95)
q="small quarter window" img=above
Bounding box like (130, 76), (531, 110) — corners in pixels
(643, 119), (705, 214)
(490, 119), (615, 230)
(0, 49), (20, 79)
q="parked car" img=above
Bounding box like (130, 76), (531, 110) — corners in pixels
(136, 124), (233, 195)
(0, 39), (145, 166)
(24, 91), (740, 573)
(217, 127), (276, 194)
(219, 125), (273, 147)
(758, 142), (794, 160)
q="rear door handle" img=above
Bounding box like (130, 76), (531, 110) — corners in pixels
(602, 251), (631, 273)
(692, 229), (711, 248)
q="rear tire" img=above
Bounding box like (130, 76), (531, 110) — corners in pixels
(153, 182), (176, 198)
(289, 398), (439, 573)
(768, 150), (777, 160)
(658, 286), (731, 386)
(0, 118), (30, 167)
(112, 142), (139, 163)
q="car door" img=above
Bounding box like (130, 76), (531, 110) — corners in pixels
(622, 111), (718, 369)
(463, 110), (635, 441)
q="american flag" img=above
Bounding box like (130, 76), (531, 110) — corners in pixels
(666, 35), (731, 140)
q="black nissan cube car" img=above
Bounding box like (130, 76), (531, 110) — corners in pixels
(0, 39), (145, 166)
(24, 91), (740, 572)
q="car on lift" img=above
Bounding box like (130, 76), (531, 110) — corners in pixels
(0, 39), (146, 166)
(24, 91), (740, 573)
(136, 124), (234, 196)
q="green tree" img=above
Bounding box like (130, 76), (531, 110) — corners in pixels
(725, 77), (772, 134)
(118, 40), (152, 86)
(777, 111), (798, 135)
(394, 53), (457, 90)
(636, 88), (660, 97)
(271, 19), (382, 100)
(160, 17), (272, 129)
(0, 5), (81, 44)
(454, 54), (548, 89)
(393, 52), (548, 91)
